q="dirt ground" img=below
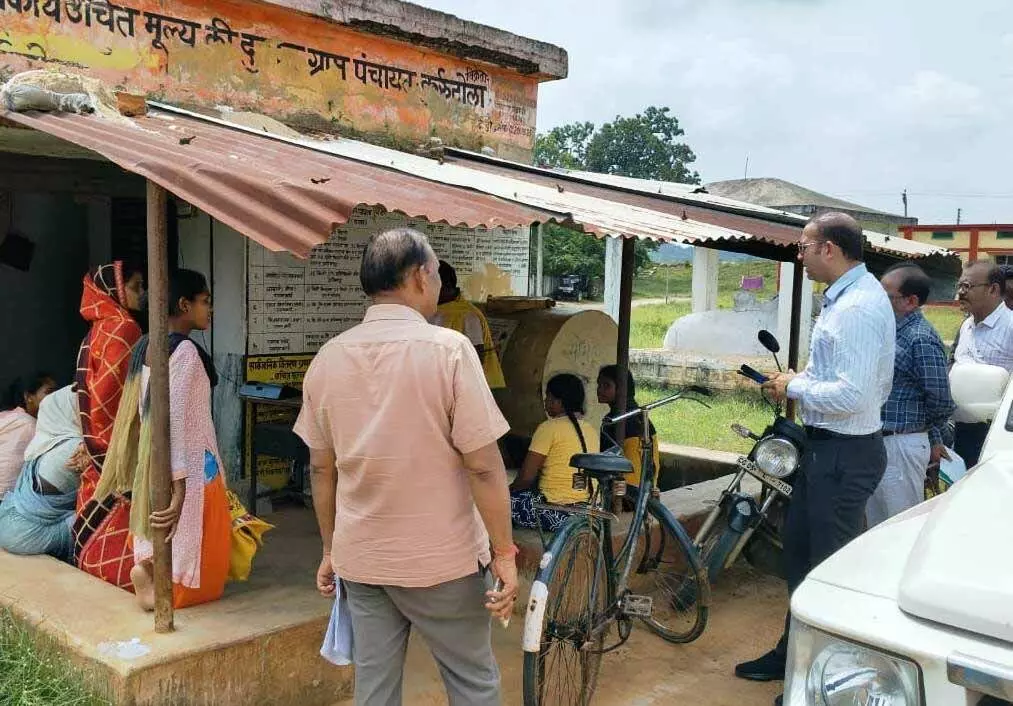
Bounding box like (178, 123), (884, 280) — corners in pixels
(337, 564), (787, 706)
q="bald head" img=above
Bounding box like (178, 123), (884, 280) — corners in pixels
(806, 212), (864, 262)
(359, 227), (434, 296)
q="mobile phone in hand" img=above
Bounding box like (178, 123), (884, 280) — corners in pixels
(492, 577), (510, 628)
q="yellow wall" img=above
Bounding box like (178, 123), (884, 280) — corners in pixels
(976, 231), (1013, 250)
(906, 228), (1013, 265)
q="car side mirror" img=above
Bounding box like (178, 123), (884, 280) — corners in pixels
(950, 363), (1011, 423)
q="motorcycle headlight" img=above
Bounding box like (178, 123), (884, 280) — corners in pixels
(785, 619), (922, 706)
(754, 436), (799, 478)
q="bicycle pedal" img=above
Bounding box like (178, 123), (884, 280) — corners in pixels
(622, 594), (654, 618)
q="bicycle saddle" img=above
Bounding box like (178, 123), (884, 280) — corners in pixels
(570, 453), (633, 476)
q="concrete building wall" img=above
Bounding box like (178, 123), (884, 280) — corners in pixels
(1, 192), (91, 387)
(1, 0), (562, 162)
(177, 210), (247, 479)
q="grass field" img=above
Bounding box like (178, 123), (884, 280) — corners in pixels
(638, 385), (771, 454)
(0, 610), (109, 706)
(633, 260), (779, 303)
(923, 305), (964, 343)
(629, 258), (967, 351)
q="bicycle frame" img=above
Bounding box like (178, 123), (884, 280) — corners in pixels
(524, 394), (683, 653)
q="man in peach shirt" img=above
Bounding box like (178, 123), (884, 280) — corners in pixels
(295, 227), (518, 706)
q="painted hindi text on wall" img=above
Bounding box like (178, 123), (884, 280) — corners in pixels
(0, 0), (538, 160)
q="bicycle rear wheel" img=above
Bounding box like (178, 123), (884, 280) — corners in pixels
(522, 520), (609, 706)
(629, 498), (710, 643)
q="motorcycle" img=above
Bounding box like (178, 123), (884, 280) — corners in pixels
(691, 329), (806, 584)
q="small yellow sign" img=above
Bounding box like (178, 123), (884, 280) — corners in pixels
(243, 354), (314, 491)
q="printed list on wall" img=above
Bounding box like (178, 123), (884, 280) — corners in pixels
(248, 206), (531, 355)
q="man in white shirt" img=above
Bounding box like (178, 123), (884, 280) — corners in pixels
(735, 213), (894, 705)
(951, 261), (1013, 465)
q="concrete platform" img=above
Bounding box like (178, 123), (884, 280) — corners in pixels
(0, 472), (760, 705)
(0, 506), (352, 706)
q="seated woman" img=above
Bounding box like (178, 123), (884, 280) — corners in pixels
(509, 373), (599, 532)
(0, 373), (56, 500)
(597, 365), (660, 491)
(96, 269), (229, 611)
(0, 386), (87, 562)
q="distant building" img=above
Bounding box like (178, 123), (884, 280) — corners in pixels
(706, 177), (917, 235)
(900, 225), (1013, 266)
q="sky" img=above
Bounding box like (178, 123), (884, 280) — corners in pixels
(423, 0), (1013, 225)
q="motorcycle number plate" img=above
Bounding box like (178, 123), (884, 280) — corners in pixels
(738, 458), (793, 497)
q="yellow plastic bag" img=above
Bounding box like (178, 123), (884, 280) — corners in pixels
(226, 489), (274, 582)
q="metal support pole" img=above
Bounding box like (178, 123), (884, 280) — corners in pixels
(535, 224), (544, 297)
(615, 237), (636, 443)
(787, 260), (804, 421)
(146, 181), (174, 633)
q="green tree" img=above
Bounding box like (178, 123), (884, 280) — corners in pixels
(533, 121), (594, 170)
(541, 224), (655, 282)
(534, 106), (700, 283)
(586, 107), (699, 184)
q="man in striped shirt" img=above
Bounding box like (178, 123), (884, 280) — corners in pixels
(735, 212), (894, 699)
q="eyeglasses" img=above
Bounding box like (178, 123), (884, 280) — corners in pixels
(956, 281), (990, 293)
(797, 240), (824, 255)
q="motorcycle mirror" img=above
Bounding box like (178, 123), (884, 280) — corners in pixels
(758, 330), (780, 354)
(758, 329), (784, 373)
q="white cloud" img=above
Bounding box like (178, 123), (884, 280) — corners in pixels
(421, 0), (1013, 224)
(896, 70), (986, 122)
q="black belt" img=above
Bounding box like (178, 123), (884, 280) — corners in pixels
(882, 429), (926, 438)
(804, 425), (882, 441)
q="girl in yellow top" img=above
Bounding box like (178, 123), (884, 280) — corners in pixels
(597, 365), (661, 491)
(509, 373), (599, 531)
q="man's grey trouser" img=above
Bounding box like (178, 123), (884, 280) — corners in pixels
(773, 431), (887, 657)
(344, 572), (499, 706)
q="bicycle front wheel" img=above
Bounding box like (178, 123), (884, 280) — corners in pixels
(522, 520), (609, 706)
(629, 498), (710, 643)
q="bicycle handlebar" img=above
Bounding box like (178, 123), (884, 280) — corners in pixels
(604, 385), (711, 424)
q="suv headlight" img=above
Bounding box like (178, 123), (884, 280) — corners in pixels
(754, 436), (799, 478)
(785, 619), (922, 706)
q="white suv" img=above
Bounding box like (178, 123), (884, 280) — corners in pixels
(784, 364), (1013, 706)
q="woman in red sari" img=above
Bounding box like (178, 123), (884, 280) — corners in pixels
(71, 261), (145, 588)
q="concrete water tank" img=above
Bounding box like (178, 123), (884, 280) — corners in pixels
(485, 307), (618, 439)
(663, 298), (778, 357)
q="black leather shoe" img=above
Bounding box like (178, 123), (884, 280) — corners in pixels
(774, 695), (783, 706)
(734, 649), (786, 681)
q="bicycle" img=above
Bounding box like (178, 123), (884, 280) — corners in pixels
(521, 387), (712, 706)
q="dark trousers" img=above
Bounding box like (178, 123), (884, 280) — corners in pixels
(954, 422), (990, 469)
(773, 432), (887, 657)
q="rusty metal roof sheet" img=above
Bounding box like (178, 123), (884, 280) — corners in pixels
(442, 148), (956, 261)
(143, 104), (787, 250)
(0, 108), (558, 257)
(0, 103), (956, 266)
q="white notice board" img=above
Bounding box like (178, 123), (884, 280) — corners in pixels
(248, 206), (530, 355)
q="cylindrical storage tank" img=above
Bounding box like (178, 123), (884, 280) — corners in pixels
(485, 307), (619, 439)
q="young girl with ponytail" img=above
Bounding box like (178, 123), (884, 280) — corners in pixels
(508, 373), (599, 532)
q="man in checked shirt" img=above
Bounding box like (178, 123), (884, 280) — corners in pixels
(866, 262), (955, 527)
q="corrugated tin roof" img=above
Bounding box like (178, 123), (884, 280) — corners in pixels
(443, 148), (955, 261)
(146, 103), (766, 249)
(1, 102), (956, 266)
(0, 108), (556, 257)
